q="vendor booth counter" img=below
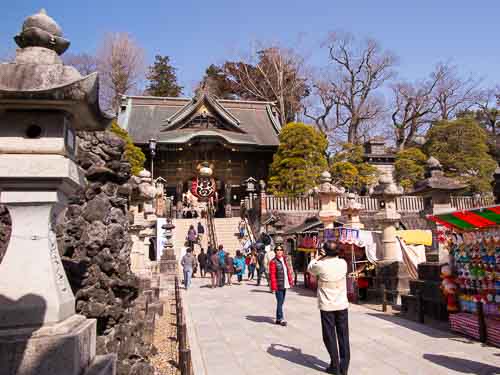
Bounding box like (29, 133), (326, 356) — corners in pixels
(293, 228), (427, 304)
(428, 205), (500, 347)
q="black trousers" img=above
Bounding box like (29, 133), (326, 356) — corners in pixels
(320, 309), (350, 375)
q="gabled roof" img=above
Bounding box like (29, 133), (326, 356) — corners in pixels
(118, 94), (281, 147)
(164, 91), (242, 131)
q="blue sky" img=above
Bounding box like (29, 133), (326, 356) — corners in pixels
(2, 1), (499, 95)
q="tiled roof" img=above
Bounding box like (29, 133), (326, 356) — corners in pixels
(118, 95), (281, 147)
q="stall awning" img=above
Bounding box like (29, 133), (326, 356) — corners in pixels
(427, 205), (500, 231)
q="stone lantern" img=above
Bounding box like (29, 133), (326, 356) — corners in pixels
(413, 156), (466, 264)
(273, 217), (285, 246)
(341, 192), (364, 229)
(0, 9), (114, 375)
(317, 171), (345, 229)
(413, 157), (466, 215)
(371, 175), (404, 261)
(371, 175), (408, 302)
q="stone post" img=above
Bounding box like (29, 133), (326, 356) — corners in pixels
(317, 171), (345, 229)
(371, 175), (408, 303)
(0, 10), (115, 375)
(159, 219), (177, 297)
(340, 193), (365, 230)
(259, 180), (267, 215)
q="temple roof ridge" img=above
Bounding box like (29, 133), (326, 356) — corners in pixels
(163, 91), (243, 131)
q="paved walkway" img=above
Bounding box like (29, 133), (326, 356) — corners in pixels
(183, 277), (500, 375)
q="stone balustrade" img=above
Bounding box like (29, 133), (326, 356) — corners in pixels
(247, 193), (494, 214)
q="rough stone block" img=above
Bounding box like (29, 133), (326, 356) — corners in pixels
(0, 315), (98, 375)
(83, 354), (116, 375)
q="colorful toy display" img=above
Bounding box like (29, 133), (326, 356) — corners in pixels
(449, 229), (500, 318)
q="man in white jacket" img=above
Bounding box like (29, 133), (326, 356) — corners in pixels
(307, 240), (350, 375)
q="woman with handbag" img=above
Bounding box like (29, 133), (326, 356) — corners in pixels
(233, 250), (246, 284)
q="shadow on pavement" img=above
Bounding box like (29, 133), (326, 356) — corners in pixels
(288, 286), (316, 298)
(249, 289), (272, 294)
(423, 354), (500, 374)
(366, 312), (459, 339)
(267, 343), (328, 373)
(246, 315), (275, 324)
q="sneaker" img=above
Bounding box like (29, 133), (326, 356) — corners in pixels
(280, 320), (288, 326)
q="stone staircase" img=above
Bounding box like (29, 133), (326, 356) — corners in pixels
(213, 217), (244, 255)
(172, 218), (209, 254)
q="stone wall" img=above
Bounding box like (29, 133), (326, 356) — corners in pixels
(58, 131), (155, 375)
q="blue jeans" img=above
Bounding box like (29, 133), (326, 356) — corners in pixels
(184, 269), (192, 289)
(275, 289), (286, 321)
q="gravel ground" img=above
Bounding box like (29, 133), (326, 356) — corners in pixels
(151, 292), (180, 375)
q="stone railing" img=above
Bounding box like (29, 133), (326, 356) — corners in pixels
(262, 194), (321, 212)
(451, 195), (495, 210)
(254, 193), (494, 214)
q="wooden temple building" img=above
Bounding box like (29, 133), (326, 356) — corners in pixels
(118, 92), (282, 216)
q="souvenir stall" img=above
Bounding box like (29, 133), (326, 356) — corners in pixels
(428, 205), (500, 347)
(325, 228), (377, 303)
(295, 231), (320, 289)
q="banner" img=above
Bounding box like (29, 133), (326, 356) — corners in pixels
(324, 228), (359, 243)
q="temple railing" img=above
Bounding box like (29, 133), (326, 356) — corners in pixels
(255, 193), (494, 214)
(451, 196), (495, 211)
(263, 194), (321, 212)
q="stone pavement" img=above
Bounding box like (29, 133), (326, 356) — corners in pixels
(183, 277), (500, 375)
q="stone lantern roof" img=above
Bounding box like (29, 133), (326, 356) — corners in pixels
(412, 157), (466, 194)
(371, 175), (404, 199)
(0, 9), (112, 130)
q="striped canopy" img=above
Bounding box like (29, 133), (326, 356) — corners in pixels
(428, 205), (500, 231)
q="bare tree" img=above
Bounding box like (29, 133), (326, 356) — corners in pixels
(305, 32), (396, 144)
(62, 53), (98, 76)
(97, 33), (145, 112)
(433, 62), (482, 120)
(474, 87), (499, 137)
(390, 66), (445, 150)
(223, 44), (309, 124)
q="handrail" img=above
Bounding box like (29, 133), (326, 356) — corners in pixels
(206, 200), (218, 248)
(243, 217), (256, 243)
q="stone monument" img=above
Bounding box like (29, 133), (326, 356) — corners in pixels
(0, 9), (115, 375)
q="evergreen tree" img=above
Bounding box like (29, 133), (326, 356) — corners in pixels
(145, 55), (183, 97)
(109, 121), (146, 176)
(425, 118), (497, 193)
(197, 64), (236, 99)
(394, 147), (427, 192)
(330, 143), (379, 192)
(268, 123), (328, 196)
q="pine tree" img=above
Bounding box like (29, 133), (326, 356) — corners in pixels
(394, 147), (427, 192)
(268, 123), (328, 196)
(145, 55), (183, 97)
(425, 118), (497, 193)
(330, 143), (379, 192)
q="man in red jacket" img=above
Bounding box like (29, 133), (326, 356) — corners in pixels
(269, 245), (294, 326)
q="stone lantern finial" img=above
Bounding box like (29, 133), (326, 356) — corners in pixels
(14, 8), (70, 55)
(341, 192), (364, 229)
